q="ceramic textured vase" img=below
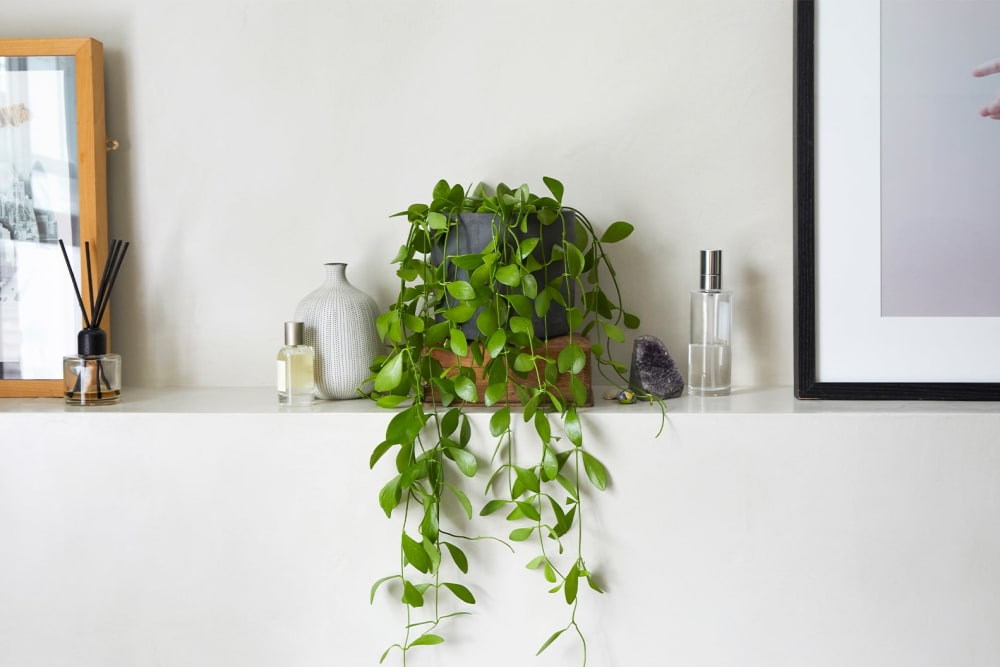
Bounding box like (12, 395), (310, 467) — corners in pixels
(294, 263), (382, 400)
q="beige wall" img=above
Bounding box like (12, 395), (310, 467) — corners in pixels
(5, 0), (793, 388)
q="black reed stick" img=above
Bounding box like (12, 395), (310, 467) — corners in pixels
(85, 241), (96, 320)
(59, 238), (129, 336)
(58, 239), (92, 329)
(94, 241), (129, 329)
(91, 240), (121, 325)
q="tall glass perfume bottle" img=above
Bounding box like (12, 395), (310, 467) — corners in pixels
(688, 249), (732, 396)
(277, 321), (315, 406)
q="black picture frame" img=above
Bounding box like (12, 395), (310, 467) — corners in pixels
(793, 0), (1000, 400)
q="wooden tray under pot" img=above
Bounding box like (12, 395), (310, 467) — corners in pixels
(427, 335), (593, 407)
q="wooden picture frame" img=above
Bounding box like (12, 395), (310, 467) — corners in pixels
(0, 38), (108, 397)
(794, 1), (1000, 400)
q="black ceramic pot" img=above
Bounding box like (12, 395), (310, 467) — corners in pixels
(431, 211), (576, 340)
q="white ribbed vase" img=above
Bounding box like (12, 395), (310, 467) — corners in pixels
(294, 263), (382, 400)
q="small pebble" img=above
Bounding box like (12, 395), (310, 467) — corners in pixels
(616, 390), (636, 404)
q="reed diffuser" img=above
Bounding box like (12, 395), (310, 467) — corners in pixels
(59, 239), (129, 405)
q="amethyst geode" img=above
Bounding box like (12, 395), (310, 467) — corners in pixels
(628, 335), (685, 399)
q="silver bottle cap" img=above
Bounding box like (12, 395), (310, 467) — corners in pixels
(699, 249), (722, 290)
(284, 321), (305, 345)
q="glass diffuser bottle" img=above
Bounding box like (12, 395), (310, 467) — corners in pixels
(58, 239), (129, 405)
(277, 321), (315, 406)
(64, 327), (121, 405)
(688, 249), (732, 396)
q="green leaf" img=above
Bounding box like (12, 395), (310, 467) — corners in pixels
(442, 582), (476, 604)
(454, 376), (478, 403)
(509, 526), (534, 541)
(544, 560), (557, 583)
(534, 290), (552, 319)
(600, 220), (634, 243)
(370, 574), (398, 604)
(376, 394), (408, 409)
(564, 565), (580, 604)
(378, 476), (402, 517)
(476, 307), (499, 337)
(514, 465), (541, 494)
(484, 382), (507, 407)
(423, 321), (448, 346)
(480, 498), (508, 516)
(581, 451), (608, 490)
(509, 316), (534, 336)
(426, 211), (448, 230)
(624, 311), (641, 329)
(446, 281), (476, 300)
(556, 473), (579, 501)
(518, 237), (540, 259)
(442, 303), (477, 323)
(564, 407), (583, 447)
(541, 445), (559, 481)
(536, 628), (566, 655)
(450, 254), (484, 271)
(447, 447), (478, 477)
(565, 243), (585, 278)
(401, 581), (426, 607)
(408, 633), (444, 647)
(486, 329), (507, 357)
(495, 264), (521, 287)
(440, 407), (460, 437)
(557, 343), (586, 375)
(542, 176), (564, 203)
(569, 375), (589, 406)
(507, 295), (533, 318)
(370, 441), (395, 469)
(602, 321), (625, 343)
(562, 307), (582, 335)
(534, 411), (551, 444)
(374, 352), (404, 392)
(445, 482), (473, 519)
(489, 407), (511, 437)
(520, 273), (538, 299)
(523, 392), (542, 422)
(513, 352), (536, 373)
(516, 500), (541, 521)
(402, 533), (431, 573)
(443, 541), (469, 573)
(526, 555), (547, 570)
(449, 329), (468, 358)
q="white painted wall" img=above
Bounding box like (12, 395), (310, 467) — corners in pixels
(5, 0), (793, 388)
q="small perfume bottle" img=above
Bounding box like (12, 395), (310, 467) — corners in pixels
(688, 249), (732, 396)
(277, 321), (315, 406)
(64, 327), (122, 405)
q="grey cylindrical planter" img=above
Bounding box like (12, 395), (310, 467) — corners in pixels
(431, 211), (576, 340)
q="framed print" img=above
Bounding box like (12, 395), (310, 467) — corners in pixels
(0, 38), (108, 398)
(794, 1), (1000, 400)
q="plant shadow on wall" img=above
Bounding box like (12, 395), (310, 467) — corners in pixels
(366, 177), (663, 665)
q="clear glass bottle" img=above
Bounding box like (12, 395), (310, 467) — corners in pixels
(277, 321), (315, 406)
(688, 250), (732, 396)
(64, 327), (122, 405)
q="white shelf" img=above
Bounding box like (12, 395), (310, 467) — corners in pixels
(4, 384), (1000, 415)
(3, 385), (1000, 666)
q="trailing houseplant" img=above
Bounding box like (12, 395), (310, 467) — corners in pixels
(367, 177), (653, 665)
